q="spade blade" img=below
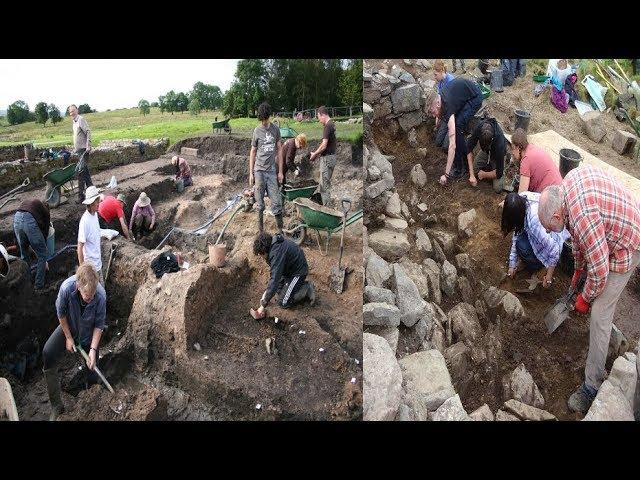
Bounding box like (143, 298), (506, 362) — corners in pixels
(544, 299), (571, 334)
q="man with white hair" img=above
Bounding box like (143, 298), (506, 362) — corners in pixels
(78, 186), (105, 286)
(538, 165), (640, 414)
(428, 77), (483, 187)
(42, 262), (106, 420)
(68, 104), (93, 203)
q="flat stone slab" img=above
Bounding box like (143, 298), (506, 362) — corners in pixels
(180, 147), (199, 156)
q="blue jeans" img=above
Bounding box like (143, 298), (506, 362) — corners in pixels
(13, 211), (48, 288)
(254, 170), (282, 216)
(515, 230), (544, 272)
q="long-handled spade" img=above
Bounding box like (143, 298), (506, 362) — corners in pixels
(75, 344), (114, 393)
(329, 198), (351, 294)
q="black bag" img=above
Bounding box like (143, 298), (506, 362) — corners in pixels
(151, 250), (180, 278)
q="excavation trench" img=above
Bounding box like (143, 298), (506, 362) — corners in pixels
(1, 135), (363, 420)
(369, 118), (639, 420)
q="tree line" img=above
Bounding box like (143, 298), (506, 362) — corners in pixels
(5, 101), (94, 126)
(138, 82), (223, 116)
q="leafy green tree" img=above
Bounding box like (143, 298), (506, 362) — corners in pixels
(34, 102), (49, 126)
(176, 92), (189, 113)
(190, 82), (223, 111)
(78, 104), (93, 114)
(338, 59), (363, 107)
(6, 100), (31, 125)
(165, 91), (177, 115)
(158, 95), (166, 114)
(150, 101), (159, 108)
(138, 99), (151, 116)
(189, 98), (201, 115)
(48, 104), (62, 125)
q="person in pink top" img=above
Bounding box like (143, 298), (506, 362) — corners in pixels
(129, 192), (156, 238)
(510, 128), (563, 193)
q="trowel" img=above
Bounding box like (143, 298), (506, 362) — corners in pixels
(329, 199), (351, 294)
(544, 270), (587, 334)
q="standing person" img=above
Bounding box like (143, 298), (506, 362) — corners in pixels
(13, 199), (51, 290)
(309, 106), (337, 207)
(171, 155), (193, 192)
(538, 165), (640, 414)
(129, 192), (156, 238)
(510, 128), (562, 193)
(250, 232), (315, 319)
(77, 186), (105, 286)
(433, 59), (456, 149)
(501, 191), (569, 286)
(68, 104), (93, 203)
(467, 117), (510, 192)
(428, 77), (484, 186)
(249, 102), (284, 234)
(280, 133), (307, 185)
(42, 262), (106, 420)
(98, 193), (133, 240)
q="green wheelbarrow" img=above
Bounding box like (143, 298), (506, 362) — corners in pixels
(43, 162), (78, 208)
(281, 182), (318, 203)
(212, 118), (231, 134)
(285, 197), (363, 255)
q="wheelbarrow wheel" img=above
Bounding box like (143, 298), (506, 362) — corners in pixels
(45, 185), (61, 208)
(286, 221), (306, 246)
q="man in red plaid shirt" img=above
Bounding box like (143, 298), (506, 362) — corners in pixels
(539, 165), (640, 414)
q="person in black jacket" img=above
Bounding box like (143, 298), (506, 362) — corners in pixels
(250, 232), (316, 318)
(467, 117), (510, 193)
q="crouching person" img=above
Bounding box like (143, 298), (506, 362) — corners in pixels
(129, 192), (156, 238)
(172, 155), (193, 192)
(42, 262), (106, 420)
(250, 232), (315, 319)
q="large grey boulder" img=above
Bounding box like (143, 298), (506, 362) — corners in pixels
(495, 409), (521, 421)
(399, 349), (456, 412)
(428, 230), (456, 254)
(399, 258), (430, 301)
(608, 324), (629, 363)
(410, 164), (427, 188)
(583, 378), (635, 421)
(365, 250), (392, 288)
(581, 111), (606, 143)
(364, 285), (396, 305)
(607, 354), (637, 408)
(441, 260), (458, 297)
(365, 174), (395, 199)
(368, 229), (411, 263)
(484, 286), (525, 321)
(385, 192), (403, 219)
(503, 399), (557, 421)
(448, 302), (483, 344)
(384, 217), (408, 232)
(422, 258), (442, 305)
(430, 394), (471, 421)
(415, 228), (433, 257)
(392, 263), (427, 327)
(458, 209), (477, 237)
(445, 342), (472, 391)
(370, 151), (393, 176)
(398, 111), (424, 132)
(391, 84), (422, 114)
(457, 276), (474, 302)
(502, 363), (545, 409)
(469, 404), (494, 421)
(363, 333), (403, 421)
(363, 303), (401, 327)
(367, 326), (400, 354)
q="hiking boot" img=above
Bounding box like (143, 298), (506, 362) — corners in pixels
(307, 282), (316, 306)
(568, 383), (597, 414)
(43, 368), (65, 421)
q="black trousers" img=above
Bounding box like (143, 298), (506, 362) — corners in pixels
(276, 274), (307, 308)
(43, 325), (100, 383)
(76, 149), (93, 200)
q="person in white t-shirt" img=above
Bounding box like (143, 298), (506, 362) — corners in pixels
(77, 185), (104, 286)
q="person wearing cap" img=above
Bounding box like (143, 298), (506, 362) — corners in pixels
(98, 193), (133, 240)
(129, 192), (156, 238)
(172, 155), (193, 192)
(280, 133), (307, 186)
(77, 186), (105, 286)
(42, 262), (106, 420)
(0, 244), (9, 279)
(13, 199), (51, 290)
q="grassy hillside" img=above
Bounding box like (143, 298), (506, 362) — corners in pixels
(0, 107), (363, 147)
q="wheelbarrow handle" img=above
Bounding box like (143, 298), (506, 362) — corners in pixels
(341, 198), (352, 215)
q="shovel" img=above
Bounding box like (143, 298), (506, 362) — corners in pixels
(544, 270), (587, 334)
(75, 344), (114, 393)
(329, 198), (351, 294)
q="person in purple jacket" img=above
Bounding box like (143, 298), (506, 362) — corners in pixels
(129, 192), (156, 238)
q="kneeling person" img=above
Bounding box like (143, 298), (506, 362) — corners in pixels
(251, 232), (315, 318)
(42, 262), (106, 420)
(98, 193), (133, 240)
(467, 117), (510, 192)
(129, 192), (156, 238)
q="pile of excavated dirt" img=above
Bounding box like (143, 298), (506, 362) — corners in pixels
(1, 134), (363, 420)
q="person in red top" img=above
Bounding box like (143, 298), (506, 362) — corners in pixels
(510, 128), (562, 193)
(539, 165), (640, 414)
(98, 194), (133, 240)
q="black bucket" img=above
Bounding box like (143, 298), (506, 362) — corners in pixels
(514, 109), (531, 132)
(489, 68), (503, 92)
(559, 148), (582, 178)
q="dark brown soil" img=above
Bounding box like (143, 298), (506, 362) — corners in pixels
(371, 113), (639, 420)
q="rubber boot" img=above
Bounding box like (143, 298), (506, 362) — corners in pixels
(275, 214), (284, 234)
(43, 368), (64, 421)
(293, 281), (316, 306)
(258, 210), (264, 233)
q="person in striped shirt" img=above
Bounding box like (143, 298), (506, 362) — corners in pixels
(539, 165), (640, 414)
(502, 192), (570, 287)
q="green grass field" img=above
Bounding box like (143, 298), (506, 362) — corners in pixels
(0, 107), (363, 148)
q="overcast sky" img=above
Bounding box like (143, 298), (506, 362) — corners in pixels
(0, 59), (239, 112)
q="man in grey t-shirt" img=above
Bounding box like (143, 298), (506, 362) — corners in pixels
(249, 102), (284, 234)
(68, 104), (94, 203)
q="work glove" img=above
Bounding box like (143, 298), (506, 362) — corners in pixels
(571, 268), (584, 290)
(574, 293), (590, 314)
